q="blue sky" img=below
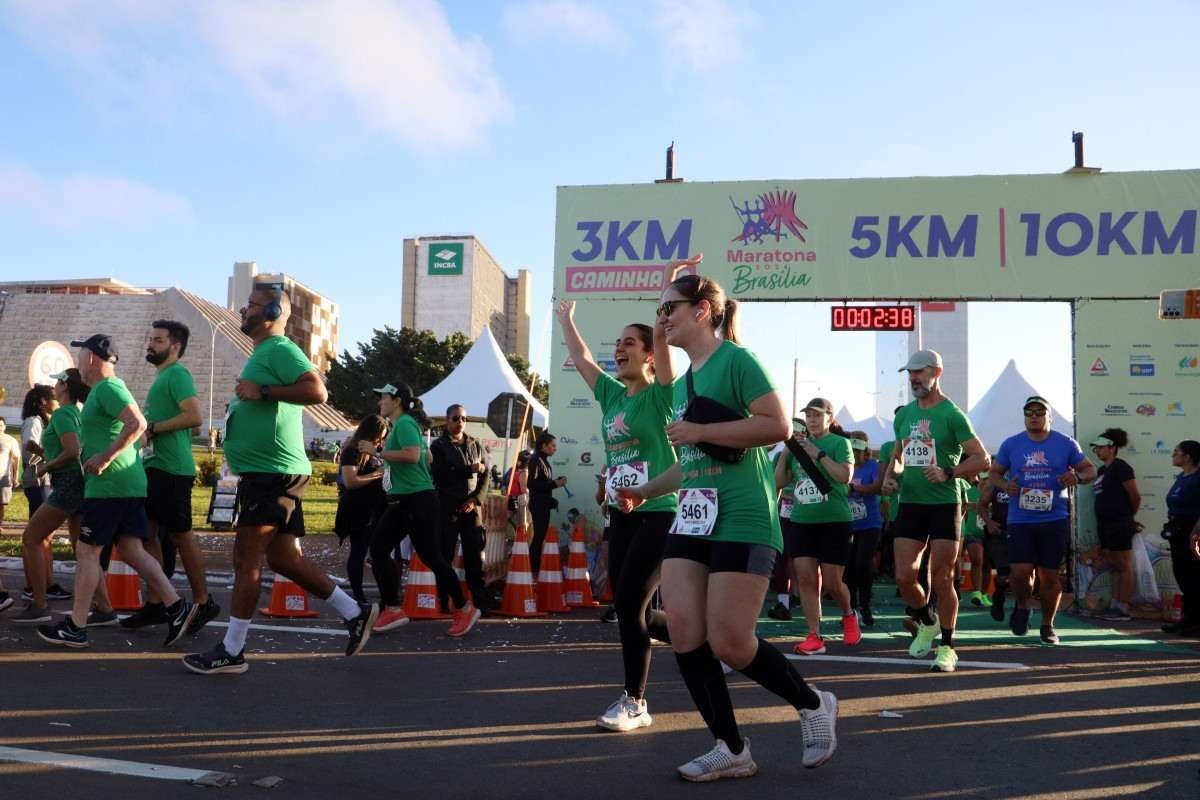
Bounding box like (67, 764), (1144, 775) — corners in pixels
(2, 1), (1196, 420)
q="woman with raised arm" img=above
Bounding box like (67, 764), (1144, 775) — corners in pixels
(556, 269), (689, 730)
(618, 268), (838, 782)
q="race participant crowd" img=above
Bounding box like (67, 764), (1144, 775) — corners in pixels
(2, 262), (1199, 784)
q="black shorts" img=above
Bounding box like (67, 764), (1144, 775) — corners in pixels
(145, 468), (193, 534)
(1097, 516), (1135, 552)
(1007, 519), (1070, 569)
(79, 498), (149, 548)
(664, 536), (777, 578)
(985, 527), (1010, 571)
(787, 520), (853, 566)
(46, 469), (84, 515)
(893, 503), (962, 543)
(235, 473), (309, 535)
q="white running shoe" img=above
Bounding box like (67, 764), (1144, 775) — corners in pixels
(800, 688), (839, 768)
(677, 738), (758, 782)
(596, 691), (653, 732)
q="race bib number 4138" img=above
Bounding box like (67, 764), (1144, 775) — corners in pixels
(903, 438), (936, 467)
(671, 488), (718, 536)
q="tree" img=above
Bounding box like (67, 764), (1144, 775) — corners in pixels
(326, 327), (471, 420)
(327, 327), (549, 421)
(505, 353), (550, 407)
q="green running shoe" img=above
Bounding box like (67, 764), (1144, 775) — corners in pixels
(931, 644), (959, 672)
(908, 619), (939, 658)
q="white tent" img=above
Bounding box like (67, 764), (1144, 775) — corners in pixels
(834, 406), (893, 450)
(420, 326), (549, 428)
(968, 359), (1072, 453)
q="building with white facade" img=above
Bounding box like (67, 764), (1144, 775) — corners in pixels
(401, 236), (531, 359)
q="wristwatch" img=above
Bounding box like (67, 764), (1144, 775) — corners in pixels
(942, 466), (954, 481)
(816, 450), (828, 461)
(376, 445), (384, 455)
(260, 384), (272, 400)
(147, 422), (156, 438)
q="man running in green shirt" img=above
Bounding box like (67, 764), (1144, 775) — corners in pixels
(881, 350), (989, 673)
(122, 320), (219, 634)
(184, 284), (377, 674)
(37, 334), (197, 649)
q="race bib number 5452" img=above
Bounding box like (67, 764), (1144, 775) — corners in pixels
(671, 488), (718, 537)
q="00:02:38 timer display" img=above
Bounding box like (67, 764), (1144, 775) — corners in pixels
(830, 305), (916, 331)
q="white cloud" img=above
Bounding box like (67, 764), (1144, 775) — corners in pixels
(651, 0), (753, 71)
(501, 0), (624, 46)
(4, 0), (508, 151)
(0, 162), (193, 229)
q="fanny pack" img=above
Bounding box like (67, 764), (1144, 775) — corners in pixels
(681, 368), (747, 464)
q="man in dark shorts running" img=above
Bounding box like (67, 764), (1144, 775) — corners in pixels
(183, 284), (376, 674)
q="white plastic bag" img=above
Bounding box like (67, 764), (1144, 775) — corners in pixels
(1130, 532), (1160, 605)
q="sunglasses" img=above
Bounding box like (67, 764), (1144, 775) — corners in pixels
(450, 415), (468, 422)
(656, 299), (696, 318)
(1023, 409), (1047, 417)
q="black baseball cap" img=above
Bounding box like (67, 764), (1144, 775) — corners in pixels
(803, 397), (834, 414)
(70, 334), (119, 364)
(1023, 395), (1051, 410)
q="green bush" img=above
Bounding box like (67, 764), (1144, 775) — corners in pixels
(316, 464), (340, 486)
(196, 456), (223, 487)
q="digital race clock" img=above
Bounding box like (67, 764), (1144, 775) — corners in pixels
(830, 305), (916, 331)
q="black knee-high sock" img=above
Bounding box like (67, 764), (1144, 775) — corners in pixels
(737, 638), (820, 711)
(675, 642), (742, 752)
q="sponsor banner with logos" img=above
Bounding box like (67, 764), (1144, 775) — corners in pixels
(1074, 299), (1196, 610)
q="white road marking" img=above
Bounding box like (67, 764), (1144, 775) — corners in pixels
(0, 746), (230, 783)
(786, 653), (1029, 670)
(204, 620), (348, 637)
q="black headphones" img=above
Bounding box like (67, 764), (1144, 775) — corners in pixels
(255, 282), (284, 321)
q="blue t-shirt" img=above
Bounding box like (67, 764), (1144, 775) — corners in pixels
(850, 459), (883, 531)
(996, 430), (1085, 525)
(1166, 470), (1200, 520)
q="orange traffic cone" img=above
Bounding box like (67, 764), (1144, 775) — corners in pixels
(960, 550), (975, 592)
(500, 524), (545, 617)
(564, 519), (598, 608)
(261, 539), (319, 618)
(1167, 593), (1183, 622)
(403, 553), (453, 619)
(536, 526), (569, 613)
(598, 574), (613, 603)
(105, 542), (143, 611)
(453, 540), (471, 603)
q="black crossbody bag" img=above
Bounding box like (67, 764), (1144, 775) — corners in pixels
(681, 368), (748, 464)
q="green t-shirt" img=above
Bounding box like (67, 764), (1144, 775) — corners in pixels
(893, 398), (977, 505)
(43, 404), (82, 476)
(386, 414), (433, 495)
(879, 440), (901, 522)
(670, 340), (781, 549)
(144, 361), (198, 477)
(961, 481), (983, 537)
(225, 336), (316, 476)
(594, 373), (677, 514)
(787, 433), (853, 524)
(81, 376), (147, 499)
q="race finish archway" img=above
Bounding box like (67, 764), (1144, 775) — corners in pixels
(551, 171), (1199, 609)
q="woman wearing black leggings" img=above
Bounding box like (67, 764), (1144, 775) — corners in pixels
(845, 432), (883, 625)
(556, 281), (682, 732)
(335, 414), (388, 603)
(367, 383), (480, 638)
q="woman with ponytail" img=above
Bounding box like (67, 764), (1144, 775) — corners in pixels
(366, 383), (480, 637)
(617, 266), (838, 782)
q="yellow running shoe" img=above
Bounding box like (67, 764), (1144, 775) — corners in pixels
(931, 644), (959, 672)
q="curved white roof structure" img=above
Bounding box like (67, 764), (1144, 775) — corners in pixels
(419, 326), (549, 428)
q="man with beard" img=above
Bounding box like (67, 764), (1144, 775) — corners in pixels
(881, 350), (989, 673)
(121, 320), (220, 634)
(183, 284), (376, 674)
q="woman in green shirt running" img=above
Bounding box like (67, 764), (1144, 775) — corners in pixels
(618, 266), (838, 782)
(775, 398), (858, 656)
(556, 273), (682, 733)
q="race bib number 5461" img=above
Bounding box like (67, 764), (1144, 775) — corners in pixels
(671, 488), (718, 537)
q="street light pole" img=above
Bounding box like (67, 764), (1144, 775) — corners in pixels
(207, 318), (229, 440)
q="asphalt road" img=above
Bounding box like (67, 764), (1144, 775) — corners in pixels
(2, 572), (1198, 799)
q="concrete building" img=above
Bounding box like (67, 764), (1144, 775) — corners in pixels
(875, 302), (970, 416)
(0, 279), (352, 442)
(227, 261), (339, 373)
(401, 236), (531, 359)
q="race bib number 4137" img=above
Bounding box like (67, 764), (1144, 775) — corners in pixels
(671, 488), (718, 536)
